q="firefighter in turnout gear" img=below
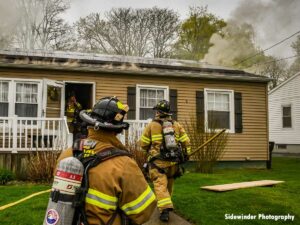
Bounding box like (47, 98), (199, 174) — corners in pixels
(66, 92), (82, 133)
(140, 100), (191, 222)
(56, 97), (156, 225)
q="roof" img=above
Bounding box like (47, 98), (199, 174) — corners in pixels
(0, 49), (271, 83)
(269, 72), (300, 95)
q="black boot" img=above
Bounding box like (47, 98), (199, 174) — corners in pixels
(160, 209), (170, 222)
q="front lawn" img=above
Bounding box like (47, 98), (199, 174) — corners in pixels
(0, 157), (299, 225)
(173, 157), (300, 224)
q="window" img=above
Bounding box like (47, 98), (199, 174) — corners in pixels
(0, 79), (41, 117)
(282, 105), (292, 128)
(0, 81), (9, 116)
(137, 85), (168, 120)
(205, 89), (234, 132)
(15, 83), (38, 117)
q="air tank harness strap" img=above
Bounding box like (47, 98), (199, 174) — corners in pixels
(74, 147), (132, 225)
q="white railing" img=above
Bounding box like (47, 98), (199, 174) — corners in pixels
(0, 116), (72, 153)
(118, 120), (151, 145)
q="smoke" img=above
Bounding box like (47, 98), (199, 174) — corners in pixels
(204, 0), (300, 66)
(0, 0), (19, 48)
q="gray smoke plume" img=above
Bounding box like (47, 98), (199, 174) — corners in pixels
(0, 0), (19, 48)
(204, 0), (300, 66)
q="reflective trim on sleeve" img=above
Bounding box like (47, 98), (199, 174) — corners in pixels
(85, 188), (118, 210)
(179, 134), (189, 142)
(121, 186), (156, 215)
(186, 147), (191, 154)
(141, 135), (151, 144)
(157, 197), (172, 207)
(151, 134), (163, 141)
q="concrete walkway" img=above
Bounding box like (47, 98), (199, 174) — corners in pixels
(144, 208), (192, 225)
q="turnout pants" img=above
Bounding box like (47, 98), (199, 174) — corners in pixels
(149, 160), (178, 213)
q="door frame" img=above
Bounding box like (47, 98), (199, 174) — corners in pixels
(63, 81), (96, 110)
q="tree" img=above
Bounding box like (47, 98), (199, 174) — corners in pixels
(149, 8), (179, 58)
(15, 0), (70, 50)
(174, 6), (226, 60)
(288, 35), (300, 76)
(76, 7), (179, 57)
(258, 56), (288, 90)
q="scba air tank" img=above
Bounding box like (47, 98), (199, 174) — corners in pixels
(162, 120), (177, 150)
(43, 157), (84, 225)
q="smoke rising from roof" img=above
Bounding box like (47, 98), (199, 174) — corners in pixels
(0, 0), (19, 47)
(204, 0), (300, 66)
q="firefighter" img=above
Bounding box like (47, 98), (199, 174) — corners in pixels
(65, 92), (82, 133)
(140, 100), (191, 222)
(57, 97), (156, 225)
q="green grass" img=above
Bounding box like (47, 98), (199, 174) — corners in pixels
(0, 157), (299, 225)
(173, 157), (300, 225)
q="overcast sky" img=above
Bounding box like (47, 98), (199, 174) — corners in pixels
(64, 0), (241, 22)
(64, 0), (299, 60)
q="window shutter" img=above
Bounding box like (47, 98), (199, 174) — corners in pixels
(169, 89), (178, 120)
(234, 92), (243, 133)
(196, 91), (204, 127)
(127, 87), (136, 120)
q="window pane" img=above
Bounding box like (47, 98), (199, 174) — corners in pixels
(208, 111), (230, 129)
(283, 106), (291, 116)
(140, 89), (147, 98)
(15, 103), (38, 117)
(140, 108), (155, 120)
(207, 93), (214, 102)
(148, 90), (156, 98)
(0, 103), (8, 116)
(157, 90), (164, 99)
(0, 81), (9, 102)
(148, 98), (156, 108)
(283, 117), (292, 128)
(208, 102), (214, 110)
(15, 83), (38, 103)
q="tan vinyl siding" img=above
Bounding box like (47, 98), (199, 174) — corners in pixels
(0, 68), (268, 161)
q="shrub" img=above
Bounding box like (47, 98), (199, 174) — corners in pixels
(26, 150), (61, 183)
(184, 117), (228, 173)
(0, 169), (15, 185)
(125, 131), (147, 171)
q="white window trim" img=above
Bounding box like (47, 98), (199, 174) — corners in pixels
(204, 88), (235, 133)
(136, 84), (169, 121)
(0, 78), (43, 118)
(281, 104), (293, 130)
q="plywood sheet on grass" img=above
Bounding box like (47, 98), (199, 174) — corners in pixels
(201, 180), (284, 192)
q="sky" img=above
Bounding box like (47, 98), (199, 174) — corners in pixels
(63, 0), (300, 61)
(64, 0), (241, 22)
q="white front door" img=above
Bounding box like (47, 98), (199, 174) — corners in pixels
(42, 79), (64, 118)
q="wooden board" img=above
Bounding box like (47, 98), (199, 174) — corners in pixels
(201, 180), (284, 192)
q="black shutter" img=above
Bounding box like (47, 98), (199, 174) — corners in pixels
(127, 87), (136, 120)
(196, 91), (204, 127)
(169, 89), (178, 120)
(234, 92), (243, 133)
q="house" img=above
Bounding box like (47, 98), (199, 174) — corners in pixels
(269, 72), (300, 153)
(0, 49), (271, 167)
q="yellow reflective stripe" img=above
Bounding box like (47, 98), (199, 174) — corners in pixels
(121, 186), (156, 215)
(186, 147), (191, 154)
(152, 137), (163, 141)
(141, 135), (151, 144)
(179, 134), (188, 142)
(157, 197), (172, 207)
(86, 188), (117, 210)
(152, 134), (162, 138)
